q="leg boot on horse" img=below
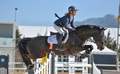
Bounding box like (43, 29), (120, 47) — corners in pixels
(81, 45), (93, 59)
(23, 54), (34, 71)
(56, 34), (64, 51)
(73, 45), (93, 60)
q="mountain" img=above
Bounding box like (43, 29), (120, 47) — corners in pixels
(74, 14), (118, 27)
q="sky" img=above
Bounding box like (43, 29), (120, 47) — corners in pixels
(0, 0), (119, 26)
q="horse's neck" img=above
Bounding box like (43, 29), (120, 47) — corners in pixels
(78, 29), (98, 39)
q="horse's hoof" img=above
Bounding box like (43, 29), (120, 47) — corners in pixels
(85, 54), (90, 57)
(80, 54), (86, 59)
(77, 53), (82, 57)
(27, 64), (34, 71)
(75, 57), (82, 62)
(29, 64), (34, 69)
(26, 67), (30, 72)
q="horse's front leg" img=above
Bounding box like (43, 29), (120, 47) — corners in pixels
(71, 45), (93, 59)
(71, 45), (87, 61)
(79, 45), (93, 58)
(71, 45), (93, 54)
(71, 45), (86, 54)
(85, 45), (93, 54)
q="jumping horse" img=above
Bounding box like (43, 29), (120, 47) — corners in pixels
(17, 25), (106, 70)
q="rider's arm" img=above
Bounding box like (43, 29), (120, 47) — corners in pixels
(64, 18), (74, 31)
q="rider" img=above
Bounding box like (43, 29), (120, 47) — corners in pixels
(54, 6), (78, 51)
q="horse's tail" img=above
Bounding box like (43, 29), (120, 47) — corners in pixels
(17, 38), (31, 67)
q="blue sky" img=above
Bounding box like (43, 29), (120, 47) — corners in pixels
(0, 0), (119, 26)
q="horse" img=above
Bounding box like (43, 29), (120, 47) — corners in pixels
(17, 25), (106, 70)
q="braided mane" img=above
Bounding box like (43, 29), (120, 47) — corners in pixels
(76, 25), (102, 30)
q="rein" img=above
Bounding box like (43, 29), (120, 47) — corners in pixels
(73, 29), (97, 43)
(74, 30), (86, 39)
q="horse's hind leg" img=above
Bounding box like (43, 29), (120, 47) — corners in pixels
(23, 54), (34, 70)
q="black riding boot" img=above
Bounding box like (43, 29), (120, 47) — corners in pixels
(56, 34), (64, 51)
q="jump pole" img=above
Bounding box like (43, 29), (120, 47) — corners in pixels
(49, 43), (55, 74)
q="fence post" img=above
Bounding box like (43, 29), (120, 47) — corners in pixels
(88, 55), (94, 74)
(50, 52), (55, 74)
(91, 55), (94, 74)
(88, 55), (91, 74)
(100, 68), (103, 74)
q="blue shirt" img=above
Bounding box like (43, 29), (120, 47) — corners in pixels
(54, 14), (75, 30)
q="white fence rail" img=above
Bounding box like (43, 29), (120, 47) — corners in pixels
(34, 52), (55, 74)
(55, 64), (91, 67)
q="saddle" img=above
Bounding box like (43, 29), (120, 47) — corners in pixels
(47, 29), (69, 44)
(50, 32), (67, 41)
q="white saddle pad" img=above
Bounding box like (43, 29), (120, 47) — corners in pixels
(47, 30), (69, 44)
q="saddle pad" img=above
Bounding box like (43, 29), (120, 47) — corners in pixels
(47, 31), (69, 44)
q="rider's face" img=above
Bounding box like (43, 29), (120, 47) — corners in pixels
(70, 11), (77, 17)
(73, 11), (77, 16)
(70, 11), (77, 16)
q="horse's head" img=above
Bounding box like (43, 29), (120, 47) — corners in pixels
(75, 25), (106, 51)
(93, 27), (106, 51)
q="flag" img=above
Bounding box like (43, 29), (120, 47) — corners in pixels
(117, 16), (120, 21)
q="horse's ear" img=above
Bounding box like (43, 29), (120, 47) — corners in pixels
(101, 27), (107, 31)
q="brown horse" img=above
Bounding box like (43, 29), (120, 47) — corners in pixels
(18, 25), (106, 70)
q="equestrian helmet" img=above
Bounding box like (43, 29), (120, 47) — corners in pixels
(68, 6), (78, 12)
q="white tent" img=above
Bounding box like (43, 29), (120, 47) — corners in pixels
(18, 26), (56, 37)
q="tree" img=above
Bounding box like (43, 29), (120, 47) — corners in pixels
(15, 28), (22, 63)
(104, 31), (117, 51)
(16, 29), (22, 45)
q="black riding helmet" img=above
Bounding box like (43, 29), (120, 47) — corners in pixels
(68, 6), (78, 12)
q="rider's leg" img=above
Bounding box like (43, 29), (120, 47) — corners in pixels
(56, 34), (64, 50)
(53, 24), (64, 51)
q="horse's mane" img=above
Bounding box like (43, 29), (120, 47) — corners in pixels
(76, 25), (102, 30)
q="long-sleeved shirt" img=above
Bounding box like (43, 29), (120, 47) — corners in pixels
(54, 14), (75, 30)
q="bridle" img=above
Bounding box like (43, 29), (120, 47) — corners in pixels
(93, 30), (105, 49)
(73, 29), (104, 45)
